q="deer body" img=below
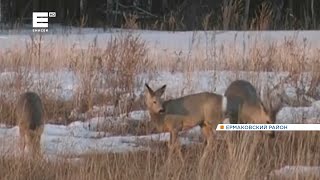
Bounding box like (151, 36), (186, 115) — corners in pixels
(16, 92), (44, 158)
(144, 84), (228, 151)
(224, 80), (284, 137)
(224, 80), (272, 124)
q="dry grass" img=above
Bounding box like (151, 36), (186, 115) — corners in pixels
(0, 32), (319, 125)
(0, 30), (320, 179)
(1, 132), (319, 180)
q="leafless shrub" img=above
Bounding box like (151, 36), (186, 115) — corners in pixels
(68, 33), (149, 119)
(250, 1), (273, 30)
(221, 0), (244, 30)
(123, 14), (139, 29)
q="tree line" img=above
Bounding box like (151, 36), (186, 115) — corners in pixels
(0, 0), (319, 30)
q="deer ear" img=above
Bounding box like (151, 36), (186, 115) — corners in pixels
(145, 83), (154, 96)
(155, 85), (166, 96)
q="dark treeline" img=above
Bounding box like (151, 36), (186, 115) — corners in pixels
(0, 0), (319, 30)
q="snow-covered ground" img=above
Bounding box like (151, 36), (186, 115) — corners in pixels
(0, 69), (319, 159)
(0, 110), (200, 161)
(0, 28), (320, 162)
(1, 27), (320, 61)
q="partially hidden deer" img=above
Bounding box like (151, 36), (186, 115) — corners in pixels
(224, 79), (284, 137)
(16, 92), (44, 158)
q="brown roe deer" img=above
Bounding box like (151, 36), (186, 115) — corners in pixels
(224, 80), (283, 137)
(144, 83), (231, 155)
(16, 92), (44, 158)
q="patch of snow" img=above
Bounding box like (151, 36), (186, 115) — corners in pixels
(312, 101), (320, 109)
(44, 134), (146, 156)
(269, 166), (320, 179)
(0, 69), (79, 101)
(0, 119), (197, 159)
(31, 70), (79, 100)
(127, 110), (149, 120)
(81, 117), (115, 131)
(276, 102), (320, 124)
(2, 30), (320, 59)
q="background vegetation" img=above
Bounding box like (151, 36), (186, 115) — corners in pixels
(0, 1), (320, 179)
(0, 0), (319, 30)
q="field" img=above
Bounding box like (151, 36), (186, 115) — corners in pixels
(0, 29), (320, 179)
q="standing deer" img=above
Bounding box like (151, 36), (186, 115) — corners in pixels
(16, 92), (44, 158)
(144, 83), (231, 159)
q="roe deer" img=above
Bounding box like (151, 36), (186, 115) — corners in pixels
(16, 92), (44, 158)
(224, 80), (283, 137)
(144, 83), (230, 153)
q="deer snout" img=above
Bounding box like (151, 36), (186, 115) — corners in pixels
(158, 108), (165, 114)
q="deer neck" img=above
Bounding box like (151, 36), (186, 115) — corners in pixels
(148, 112), (166, 133)
(149, 111), (165, 121)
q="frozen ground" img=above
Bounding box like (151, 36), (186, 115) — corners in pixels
(0, 29), (320, 168)
(0, 69), (319, 160)
(0, 110), (200, 161)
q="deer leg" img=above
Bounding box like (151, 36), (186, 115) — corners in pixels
(25, 132), (33, 156)
(198, 126), (210, 178)
(168, 130), (183, 163)
(201, 124), (213, 148)
(18, 127), (26, 155)
(169, 131), (173, 146)
(198, 124), (214, 178)
(167, 131), (174, 164)
(32, 132), (43, 159)
(19, 135), (26, 155)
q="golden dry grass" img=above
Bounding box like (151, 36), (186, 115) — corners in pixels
(0, 132), (319, 180)
(0, 32), (319, 125)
